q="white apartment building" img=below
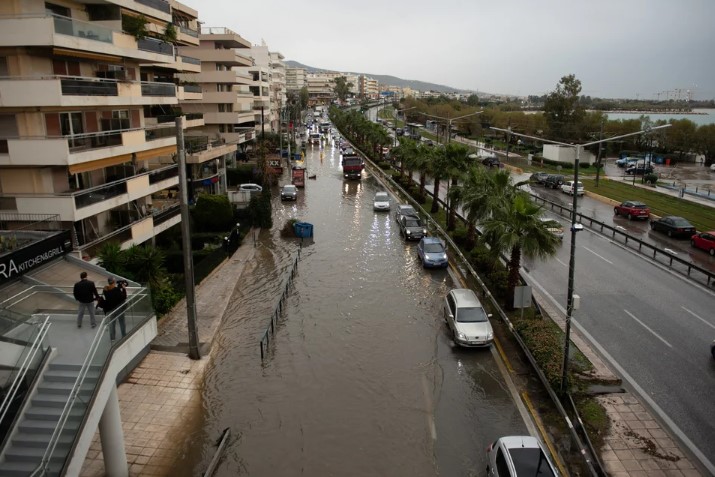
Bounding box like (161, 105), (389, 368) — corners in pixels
(306, 72), (341, 106)
(0, 0), (204, 260)
(286, 67), (306, 92)
(358, 75), (379, 100)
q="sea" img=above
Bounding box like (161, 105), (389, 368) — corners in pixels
(603, 108), (715, 126)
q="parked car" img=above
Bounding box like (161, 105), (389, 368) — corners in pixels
(614, 201), (650, 220)
(396, 128), (404, 136)
(543, 174), (565, 189)
(616, 156), (640, 168)
(560, 180), (584, 196)
(444, 288), (493, 347)
(373, 192), (390, 211)
(398, 215), (426, 241)
(280, 184), (297, 201)
(529, 172), (549, 184)
(486, 436), (559, 477)
(625, 163), (654, 175)
(395, 204), (419, 223)
(540, 218), (564, 240)
(690, 231), (715, 255)
(482, 156), (501, 168)
(710, 163), (715, 172)
(417, 237), (448, 268)
(239, 183), (263, 192)
(650, 216), (696, 238)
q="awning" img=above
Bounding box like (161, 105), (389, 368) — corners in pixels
(52, 47), (121, 64)
(69, 145), (177, 174)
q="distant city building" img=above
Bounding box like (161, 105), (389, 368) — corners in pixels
(286, 67), (306, 92)
(358, 75), (379, 100)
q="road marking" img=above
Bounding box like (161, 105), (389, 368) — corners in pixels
(521, 392), (569, 477)
(623, 310), (672, 348)
(664, 248), (678, 255)
(615, 225), (627, 232)
(555, 258), (568, 267)
(582, 246), (614, 264)
(681, 306), (715, 330)
(494, 337), (514, 374)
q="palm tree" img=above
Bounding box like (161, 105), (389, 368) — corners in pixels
(444, 143), (469, 231)
(414, 144), (433, 201)
(429, 146), (450, 213)
(482, 193), (559, 308)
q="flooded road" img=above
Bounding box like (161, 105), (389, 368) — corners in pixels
(174, 136), (528, 476)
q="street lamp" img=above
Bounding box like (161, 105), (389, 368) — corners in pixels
(491, 123), (670, 395)
(421, 110), (483, 145)
(394, 106), (416, 147)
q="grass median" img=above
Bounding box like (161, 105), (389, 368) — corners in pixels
(581, 178), (715, 231)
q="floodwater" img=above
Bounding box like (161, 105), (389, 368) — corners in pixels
(172, 133), (528, 476)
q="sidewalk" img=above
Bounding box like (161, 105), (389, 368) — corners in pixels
(530, 285), (704, 476)
(80, 240), (257, 477)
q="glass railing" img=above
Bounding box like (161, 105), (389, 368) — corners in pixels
(179, 25), (199, 37)
(52, 15), (113, 44)
(148, 165), (178, 184)
(141, 82), (176, 97)
(145, 126), (176, 141)
(181, 55), (200, 65)
(73, 181), (128, 209)
(185, 113), (204, 121)
(137, 37), (174, 56)
(152, 203), (180, 226)
(61, 78), (118, 96)
(182, 84), (202, 93)
(80, 227), (133, 256)
(136, 0), (171, 14)
(67, 131), (122, 151)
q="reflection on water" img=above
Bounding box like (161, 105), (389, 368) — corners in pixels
(174, 141), (526, 476)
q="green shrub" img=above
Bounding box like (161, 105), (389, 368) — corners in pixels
(515, 318), (564, 389)
(644, 173), (658, 185)
(487, 269), (509, 300)
(226, 165), (255, 186)
(192, 194), (234, 232)
(151, 281), (182, 317)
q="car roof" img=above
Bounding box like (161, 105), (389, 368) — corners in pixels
(421, 237), (442, 245)
(375, 192), (388, 198)
(282, 184), (296, 189)
(498, 435), (541, 450)
(450, 288), (481, 307)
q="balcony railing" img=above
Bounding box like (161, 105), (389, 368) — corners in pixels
(73, 181), (128, 209)
(182, 84), (202, 93)
(181, 55), (201, 65)
(137, 37), (174, 56)
(140, 81), (176, 97)
(185, 113), (204, 121)
(68, 131), (123, 152)
(179, 25), (199, 38)
(185, 136), (225, 154)
(52, 14), (113, 43)
(61, 77), (118, 96)
(145, 126), (176, 141)
(148, 165), (178, 184)
(135, 0), (171, 14)
(152, 203), (180, 226)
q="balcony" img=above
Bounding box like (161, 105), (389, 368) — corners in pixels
(141, 81), (176, 97)
(186, 48), (252, 66)
(203, 111), (255, 125)
(61, 77), (118, 96)
(179, 25), (199, 38)
(136, 0), (171, 14)
(199, 27), (252, 49)
(137, 37), (174, 56)
(177, 84), (202, 101)
(185, 136), (237, 164)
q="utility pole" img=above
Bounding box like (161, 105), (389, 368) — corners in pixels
(175, 117), (200, 360)
(595, 119), (604, 187)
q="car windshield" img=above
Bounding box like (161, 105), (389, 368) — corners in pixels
(671, 218), (692, 227)
(456, 306), (488, 323)
(631, 203), (647, 208)
(541, 219), (561, 228)
(400, 207), (416, 216)
(375, 193), (388, 201)
(423, 243), (444, 253)
(510, 448), (557, 477)
(404, 219), (421, 228)
(283, 186), (296, 192)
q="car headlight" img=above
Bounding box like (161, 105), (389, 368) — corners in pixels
(457, 332), (466, 340)
(406, 230), (411, 235)
(422, 229), (427, 234)
(442, 254), (447, 260)
(487, 331), (494, 339)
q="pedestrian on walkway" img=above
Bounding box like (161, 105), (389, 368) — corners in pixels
(73, 271), (100, 328)
(103, 277), (128, 340)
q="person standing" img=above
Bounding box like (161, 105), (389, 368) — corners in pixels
(103, 278), (128, 341)
(73, 272), (100, 328)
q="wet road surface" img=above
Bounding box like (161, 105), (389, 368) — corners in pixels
(172, 137), (529, 476)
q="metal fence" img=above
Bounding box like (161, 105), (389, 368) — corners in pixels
(259, 248), (301, 360)
(530, 195), (715, 287)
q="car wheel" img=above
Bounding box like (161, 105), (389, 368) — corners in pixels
(667, 230), (673, 237)
(614, 208), (619, 216)
(650, 222), (656, 230)
(690, 240), (696, 247)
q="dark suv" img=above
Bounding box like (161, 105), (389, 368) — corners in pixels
(543, 174), (565, 189)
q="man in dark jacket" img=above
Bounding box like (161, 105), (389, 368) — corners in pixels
(103, 277), (128, 340)
(73, 271), (100, 328)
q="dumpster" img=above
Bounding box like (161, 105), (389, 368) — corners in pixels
(293, 222), (314, 238)
(293, 153), (302, 161)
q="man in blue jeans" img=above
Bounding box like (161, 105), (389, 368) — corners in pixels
(73, 271), (100, 328)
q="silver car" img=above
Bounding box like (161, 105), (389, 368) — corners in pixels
(373, 192), (390, 211)
(486, 435), (559, 476)
(444, 288), (493, 347)
(280, 184), (297, 201)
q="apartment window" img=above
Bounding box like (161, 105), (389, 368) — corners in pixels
(52, 59), (80, 76)
(0, 57), (7, 76)
(60, 112), (84, 148)
(45, 2), (70, 17)
(217, 84), (231, 92)
(217, 104), (233, 113)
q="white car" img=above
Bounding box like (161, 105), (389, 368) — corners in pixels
(560, 180), (584, 196)
(373, 192), (390, 211)
(710, 163), (715, 172)
(486, 436), (559, 476)
(238, 183), (263, 192)
(444, 288), (493, 347)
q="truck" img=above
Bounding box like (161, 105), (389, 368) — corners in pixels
(292, 166), (305, 187)
(341, 154), (364, 179)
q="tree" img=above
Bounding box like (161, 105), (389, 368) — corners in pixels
(444, 143), (469, 231)
(333, 76), (353, 103)
(694, 124), (715, 165)
(466, 94), (480, 106)
(482, 194), (559, 308)
(299, 86), (309, 110)
(429, 146), (450, 213)
(543, 74), (585, 141)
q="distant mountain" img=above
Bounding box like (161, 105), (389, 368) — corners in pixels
(284, 60), (472, 94)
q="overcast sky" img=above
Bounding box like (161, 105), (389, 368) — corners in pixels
(184, 0), (715, 100)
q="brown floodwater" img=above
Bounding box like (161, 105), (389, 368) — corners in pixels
(171, 136), (528, 476)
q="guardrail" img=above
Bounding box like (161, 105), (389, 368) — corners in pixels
(530, 195), (715, 287)
(338, 120), (603, 476)
(259, 248), (301, 360)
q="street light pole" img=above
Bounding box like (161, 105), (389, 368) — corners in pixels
(491, 124), (671, 395)
(421, 110), (483, 146)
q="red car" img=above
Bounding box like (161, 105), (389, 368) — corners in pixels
(614, 201), (650, 220)
(691, 231), (715, 256)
